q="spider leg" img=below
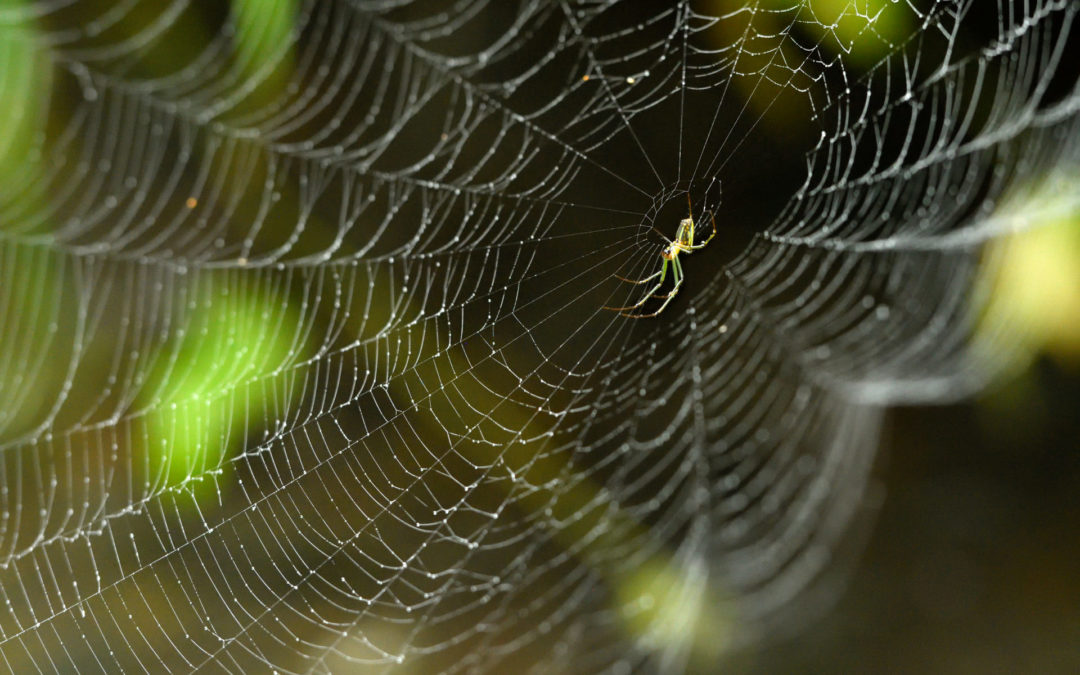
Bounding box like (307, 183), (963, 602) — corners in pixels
(689, 210), (716, 249)
(613, 269), (662, 285)
(604, 279), (665, 312)
(651, 256), (684, 298)
(636, 284), (681, 317)
(603, 259), (667, 312)
(626, 260), (682, 317)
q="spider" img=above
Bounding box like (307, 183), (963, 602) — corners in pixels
(604, 194), (716, 318)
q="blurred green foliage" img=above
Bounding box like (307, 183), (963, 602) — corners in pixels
(231, 0), (298, 106)
(143, 280), (301, 489)
(0, 0), (51, 234)
(800, 0), (913, 66)
(0, 2), (42, 180)
(975, 180), (1080, 377)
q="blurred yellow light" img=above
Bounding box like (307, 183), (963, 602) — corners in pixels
(972, 169), (1080, 379)
(615, 557), (734, 662)
(979, 211), (1080, 371)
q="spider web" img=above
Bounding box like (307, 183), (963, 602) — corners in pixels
(0, 0), (1077, 672)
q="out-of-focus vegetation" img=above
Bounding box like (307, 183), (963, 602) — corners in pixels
(0, 0), (49, 234)
(0, 4), (61, 440)
(976, 205), (1080, 375)
(799, 0), (913, 66)
(0, 1), (44, 184)
(231, 0), (297, 108)
(141, 281), (303, 489)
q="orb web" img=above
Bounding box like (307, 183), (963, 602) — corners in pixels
(0, 1), (1077, 672)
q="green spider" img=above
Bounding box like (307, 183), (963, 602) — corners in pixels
(605, 194), (716, 318)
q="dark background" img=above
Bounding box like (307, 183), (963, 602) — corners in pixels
(743, 358), (1080, 674)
